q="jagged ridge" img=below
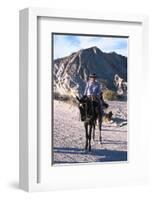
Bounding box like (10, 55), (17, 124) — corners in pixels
(53, 46), (127, 97)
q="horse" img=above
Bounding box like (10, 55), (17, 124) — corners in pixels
(76, 95), (108, 151)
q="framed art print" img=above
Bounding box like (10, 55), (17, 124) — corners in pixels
(52, 33), (128, 165)
(19, 8), (149, 191)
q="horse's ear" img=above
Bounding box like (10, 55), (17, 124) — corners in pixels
(76, 96), (80, 102)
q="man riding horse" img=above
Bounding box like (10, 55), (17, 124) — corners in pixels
(77, 73), (108, 151)
(84, 73), (104, 115)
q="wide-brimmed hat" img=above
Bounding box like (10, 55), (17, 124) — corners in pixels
(89, 73), (97, 78)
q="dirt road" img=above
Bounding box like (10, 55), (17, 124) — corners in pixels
(53, 100), (127, 164)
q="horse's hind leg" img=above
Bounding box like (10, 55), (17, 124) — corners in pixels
(98, 118), (102, 144)
(93, 122), (95, 141)
(84, 123), (88, 150)
(88, 125), (92, 151)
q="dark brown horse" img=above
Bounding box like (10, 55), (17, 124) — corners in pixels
(76, 95), (108, 151)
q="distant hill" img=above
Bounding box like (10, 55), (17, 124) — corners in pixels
(53, 46), (127, 97)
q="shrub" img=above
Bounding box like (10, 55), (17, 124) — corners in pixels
(54, 92), (69, 101)
(53, 92), (61, 100)
(61, 94), (70, 101)
(53, 92), (77, 104)
(103, 89), (117, 101)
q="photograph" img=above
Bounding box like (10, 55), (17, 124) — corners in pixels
(52, 33), (128, 165)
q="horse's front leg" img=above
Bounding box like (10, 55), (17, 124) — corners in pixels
(88, 124), (92, 151)
(84, 122), (88, 150)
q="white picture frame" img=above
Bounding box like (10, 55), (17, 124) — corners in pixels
(19, 8), (149, 192)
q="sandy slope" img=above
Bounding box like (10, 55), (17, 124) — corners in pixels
(53, 100), (127, 164)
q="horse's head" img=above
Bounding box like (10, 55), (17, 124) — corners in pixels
(76, 96), (89, 121)
(76, 96), (99, 121)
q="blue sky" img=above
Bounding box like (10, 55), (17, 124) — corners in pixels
(53, 34), (128, 59)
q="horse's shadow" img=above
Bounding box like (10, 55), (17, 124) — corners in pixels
(53, 146), (127, 164)
(94, 139), (127, 145)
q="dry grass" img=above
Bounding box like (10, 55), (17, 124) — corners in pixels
(103, 89), (118, 101)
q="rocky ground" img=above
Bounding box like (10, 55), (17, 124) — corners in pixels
(53, 100), (127, 165)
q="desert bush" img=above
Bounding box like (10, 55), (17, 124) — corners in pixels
(53, 92), (61, 100)
(54, 92), (69, 101)
(61, 94), (70, 101)
(103, 89), (117, 101)
(53, 92), (78, 107)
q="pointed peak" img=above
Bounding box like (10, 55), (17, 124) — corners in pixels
(110, 51), (117, 54)
(86, 46), (99, 50)
(92, 46), (99, 49)
(83, 46), (102, 54)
